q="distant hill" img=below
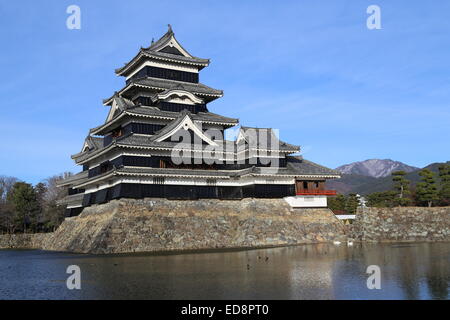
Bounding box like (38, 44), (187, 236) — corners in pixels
(327, 161), (449, 195)
(336, 159), (419, 178)
(326, 174), (378, 194)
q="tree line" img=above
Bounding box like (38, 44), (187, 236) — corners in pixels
(0, 173), (71, 234)
(367, 164), (450, 208)
(328, 193), (360, 215)
(329, 163), (450, 212)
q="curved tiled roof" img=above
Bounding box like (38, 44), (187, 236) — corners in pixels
(239, 127), (300, 152)
(145, 49), (209, 65)
(72, 133), (233, 164)
(83, 136), (103, 151)
(128, 106), (237, 124)
(72, 136), (104, 159)
(57, 193), (84, 207)
(114, 134), (231, 151)
(115, 50), (210, 76)
(71, 166), (258, 189)
(116, 166), (256, 178)
(89, 106), (238, 136)
(57, 171), (89, 187)
(103, 78), (223, 105)
(73, 129), (300, 165)
(90, 137), (103, 149)
(284, 156), (341, 177)
(115, 26), (210, 76)
(71, 157), (340, 189)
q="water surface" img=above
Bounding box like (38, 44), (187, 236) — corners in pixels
(0, 242), (448, 299)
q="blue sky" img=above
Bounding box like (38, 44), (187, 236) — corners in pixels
(1, 0), (450, 184)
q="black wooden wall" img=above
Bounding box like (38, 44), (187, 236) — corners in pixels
(81, 183), (295, 208)
(126, 66), (199, 84)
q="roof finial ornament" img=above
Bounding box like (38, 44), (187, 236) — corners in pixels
(168, 24), (173, 34)
(151, 37), (154, 44)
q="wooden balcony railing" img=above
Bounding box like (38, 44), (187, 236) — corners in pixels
(296, 189), (337, 196)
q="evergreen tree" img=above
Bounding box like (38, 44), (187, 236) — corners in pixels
(345, 193), (359, 214)
(34, 182), (47, 231)
(327, 194), (346, 213)
(0, 174), (69, 234)
(392, 170), (411, 206)
(35, 182), (47, 205)
(8, 182), (40, 233)
(438, 163), (450, 206)
(366, 191), (396, 207)
(416, 169), (439, 207)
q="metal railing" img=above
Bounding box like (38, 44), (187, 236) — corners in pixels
(296, 189), (337, 196)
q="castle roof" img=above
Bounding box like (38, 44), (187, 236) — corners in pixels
(85, 136), (103, 150)
(90, 105), (238, 136)
(72, 131), (301, 165)
(238, 126), (300, 152)
(71, 166), (257, 189)
(70, 157), (340, 190)
(103, 78), (223, 105)
(56, 170), (89, 187)
(115, 25), (210, 76)
(57, 193), (84, 208)
(285, 156), (341, 177)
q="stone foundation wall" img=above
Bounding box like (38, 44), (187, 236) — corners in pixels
(0, 233), (49, 249)
(3, 202), (448, 253)
(351, 207), (450, 242)
(32, 198), (344, 254)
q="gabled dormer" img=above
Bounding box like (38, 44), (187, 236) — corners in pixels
(131, 84), (208, 113)
(116, 25), (210, 82)
(156, 87), (205, 105)
(81, 135), (103, 153)
(237, 127), (300, 153)
(147, 24), (197, 59)
(151, 111), (218, 146)
(151, 85), (208, 113)
(105, 94), (134, 122)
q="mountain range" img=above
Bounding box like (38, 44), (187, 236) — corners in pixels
(335, 159), (419, 178)
(327, 159), (449, 195)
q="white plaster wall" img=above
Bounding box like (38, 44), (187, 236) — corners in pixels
(284, 195), (328, 208)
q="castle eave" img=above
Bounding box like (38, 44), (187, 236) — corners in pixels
(115, 50), (210, 77)
(103, 79), (223, 105)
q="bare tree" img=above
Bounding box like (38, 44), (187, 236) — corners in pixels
(44, 172), (71, 203)
(0, 176), (19, 234)
(41, 172), (72, 231)
(0, 176), (19, 202)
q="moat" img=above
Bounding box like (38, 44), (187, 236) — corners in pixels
(0, 242), (448, 299)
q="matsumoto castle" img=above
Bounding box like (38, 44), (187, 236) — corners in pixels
(59, 26), (340, 217)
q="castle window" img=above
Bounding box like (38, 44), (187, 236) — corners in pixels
(111, 127), (123, 138)
(153, 177), (165, 185)
(100, 161), (112, 174)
